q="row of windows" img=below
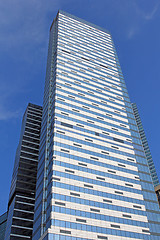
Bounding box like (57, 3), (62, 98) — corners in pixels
(58, 24), (113, 55)
(56, 125), (132, 149)
(55, 97), (137, 132)
(55, 122), (140, 155)
(58, 26), (114, 58)
(52, 192), (146, 216)
(54, 141), (138, 169)
(57, 49), (120, 85)
(59, 13), (111, 39)
(53, 150), (140, 184)
(55, 86), (130, 120)
(59, 17), (112, 44)
(58, 51), (120, 85)
(55, 111), (141, 140)
(51, 180), (150, 206)
(52, 219), (150, 239)
(47, 233), (107, 240)
(52, 169), (142, 195)
(52, 205), (148, 227)
(56, 125), (144, 155)
(54, 132), (137, 160)
(56, 58), (123, 95)
(56, 69), (127, 104)
(56, 76), (131, 111)
(57, 39), (116, 70)
(57, 53), (125, 91)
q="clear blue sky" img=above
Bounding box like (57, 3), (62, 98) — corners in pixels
(0, 0), (160, 215)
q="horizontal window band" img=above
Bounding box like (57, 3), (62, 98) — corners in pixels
(65, 169), (75, 174)
(142, 229), (150, 233)
(103, 199), (112, 203)
(102, 132), (109, 135)
(110, 224), (120, 228)
(118, 164), (126, 168)
(113, 137), (124, 143)
(78, 162), (87, 167)
(90, 156), (99, 160)
(127, 158), (135, 162)
(115, 191), (123, 195)
(70, 192), (80, 197)
(133, 205), (142, 209)
(57, 97), (65, 101)
(57, 130), (65, 134)
(87, 120), (94, 123)
(123, 214), (132, 218)
(84, 184), (93, 188)
(52, 177), (61, 181)
(60, 149), (70, 153)
(68, 95), (75, 98)
(125, 183), (133, 187)
(111, 145), (119, 149)
(60, 112), (69, 116)
(76, 218), (86, 223)
(90, 208), (100, 212)
(76, 124), (84, 127)
(97, 235), (108, 239)
(61, 122), (73, 128)
(85, 138), (93, 142)
(73, 143), (82, 147)
(96, 176), (105, 181)
(72, 109), (80, 112)
(108, 170), (116, 174)
(55, 201), (65, 206)
(111, 128), (118, 131)
(60, 229), (71, 234)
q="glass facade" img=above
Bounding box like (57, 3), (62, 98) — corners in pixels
(0, 212), (7, 240)
(4, 103), (42, 240)
(132, 103), (159, 187)
(33, 10), (160, 240)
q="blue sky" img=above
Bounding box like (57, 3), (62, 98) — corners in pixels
(0, 0), (160, 215)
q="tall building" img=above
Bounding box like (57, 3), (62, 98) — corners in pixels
(0, 212), (7, 240)
(132, 103), (159, 187)
(33, 10), (160, 240)
(5, 103), (42, 240)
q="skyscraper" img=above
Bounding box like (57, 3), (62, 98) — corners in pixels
(33, 10), (160, 240)
(132, 103), (159, 187)
(0, 212), (7, 240)
(5, 103), (42, 240)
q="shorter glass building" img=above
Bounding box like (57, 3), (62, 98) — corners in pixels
(4, 103), (42, 240)
(0, 212), (7, 240)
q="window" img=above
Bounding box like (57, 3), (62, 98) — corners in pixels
(60, 230), (71, 234)
(70, 192), (80, 197)
(113, 138), (124, 143)
(90, 208), (100, 212)
(61, 122), (73, 128)
(84, 184), (93, 188)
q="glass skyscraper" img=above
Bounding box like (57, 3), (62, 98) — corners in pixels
(5, 103), (42, 240)
(0, 212), (7, 240)
(33, 10), (160, 240)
